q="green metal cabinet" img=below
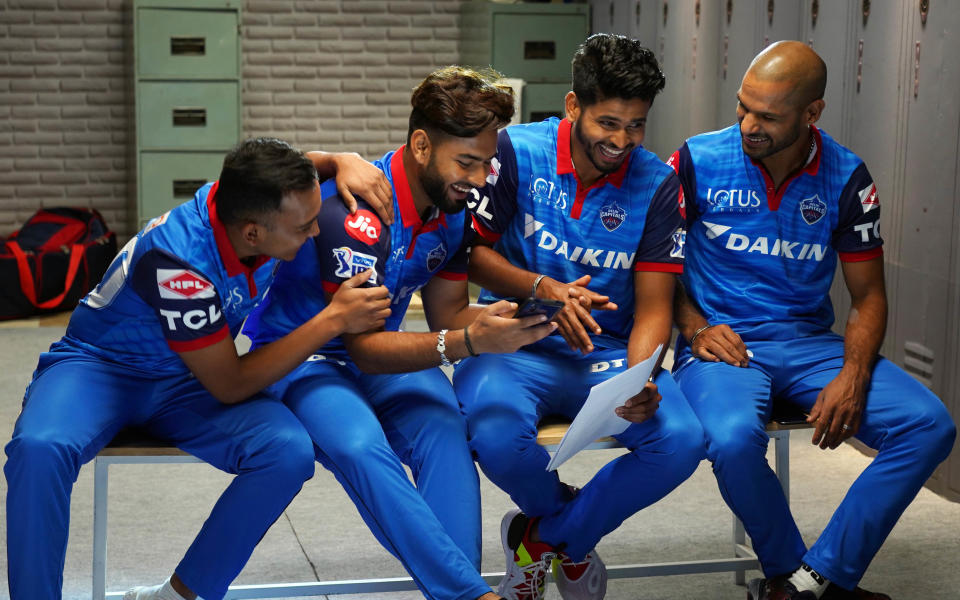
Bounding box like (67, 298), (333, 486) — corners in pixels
(461, 1), (589, 123)
(134, 0), (242, 227)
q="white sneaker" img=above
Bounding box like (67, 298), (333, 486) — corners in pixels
(497, 508), (553, 600)
(123, 578), (188, 600)
(552, 549), (607, 600)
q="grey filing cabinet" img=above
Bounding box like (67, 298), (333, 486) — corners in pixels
(134, 0), (242, 227)
(461, 1), (590, 123)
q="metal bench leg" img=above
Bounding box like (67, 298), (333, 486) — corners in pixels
(733, 515), (747, 585)
(93, 457), (109, 600)
(773, 430), (790, 500)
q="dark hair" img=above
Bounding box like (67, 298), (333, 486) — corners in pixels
(571, 33), (665, 107)
(215, 137), (317, 225)
(407, 66), (515, 143)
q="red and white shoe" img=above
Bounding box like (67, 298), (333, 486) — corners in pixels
(497, 509), (554, 600)
(551, 549), (607, 600)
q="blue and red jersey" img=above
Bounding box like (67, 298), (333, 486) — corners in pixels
(469, 117), (685, 353)
(671, 124), (883, 345)
(61, 182), (278, 376)
(244, 146), (469, 361)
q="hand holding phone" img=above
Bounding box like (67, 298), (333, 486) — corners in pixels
(513, 297), (564, 321)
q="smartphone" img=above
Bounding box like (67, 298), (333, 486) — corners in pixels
(513, 297), (564, 321)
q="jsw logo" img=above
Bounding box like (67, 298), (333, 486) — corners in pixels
(525, 214), (635, 270)
(159, 304), (223, 331)
(703, 221), (827, 261)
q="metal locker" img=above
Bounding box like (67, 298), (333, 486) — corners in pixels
(759, 0), (802, 48)
(626, 0), (659, 48)
(891, 0), (960, 495)
(716, 0), (763, 130)
(644, 0), (719, 160)
(592, 0), (630, 36)
(842, 1), (909, 359)
(800, 0), (857, 143)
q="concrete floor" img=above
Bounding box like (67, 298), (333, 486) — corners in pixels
(1, 318), (958, 600)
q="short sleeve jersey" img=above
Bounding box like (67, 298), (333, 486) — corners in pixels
(671, 124), (883, 344)
(244, 146), (470, 362)
(470, 117), (685, 353)
(62, 182), (278, 376)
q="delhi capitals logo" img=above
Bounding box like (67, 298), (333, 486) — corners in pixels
(799, 195), (826, 225)
(426, 242), (447, 272)
(599, 200), (627, 232)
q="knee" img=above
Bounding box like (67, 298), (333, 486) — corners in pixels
(912, 403), (957, 464)
(467, 412), (534, 470)
(250, 424), (315, 486)
(702, 419), (768, 468)
(655, 416), (706, 475)
(5, 428), (80, 477)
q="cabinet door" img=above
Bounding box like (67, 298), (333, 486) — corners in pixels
(139, 152), (224, 225)
(492, 13), (589, 83)
(626, 0), (659, 47)
(716, 0), (763, 129)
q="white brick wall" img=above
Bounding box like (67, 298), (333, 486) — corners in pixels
(0, 0), (465, 238)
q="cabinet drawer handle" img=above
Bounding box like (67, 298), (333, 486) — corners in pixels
(172, 180), (207, 198)
(523, 41), (555, 60)
(172, 108), (207, 127)
(170, 37), (205, 56)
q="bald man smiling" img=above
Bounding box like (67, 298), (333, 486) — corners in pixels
(668, 42), (955, 600)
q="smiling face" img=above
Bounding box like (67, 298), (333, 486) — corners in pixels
(416, 128), (499, 215)
(249, 179), (322, 261)
(566, 92), (650, 179)
(735, 71), (811, 161)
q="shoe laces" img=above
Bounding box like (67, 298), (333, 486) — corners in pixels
(509, 557), (550, 600)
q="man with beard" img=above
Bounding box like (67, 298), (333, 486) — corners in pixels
(241, 66), (554, 600)
(669, 41), (955, 599)
(453, 34), (704, 600)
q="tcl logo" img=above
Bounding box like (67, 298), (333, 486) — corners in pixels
(159, 305), (223, 331)
(344, 210), (381, 244)
(157, 269), (215, 300)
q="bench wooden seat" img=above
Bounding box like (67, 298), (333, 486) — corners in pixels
(93, 405), (811, 599)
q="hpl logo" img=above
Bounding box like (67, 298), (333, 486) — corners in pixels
(858, 183), (879, 214)
(332, 247), (378, 282)
(157, 269), (215, 300)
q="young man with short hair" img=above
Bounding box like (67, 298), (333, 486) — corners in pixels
(670, 41), (956, 600)
(243, 67), (553, 600)
(454, 34), (704, 600)
(5, 138), (393, 600)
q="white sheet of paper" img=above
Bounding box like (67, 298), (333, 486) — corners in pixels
(546, 345), (662, 471)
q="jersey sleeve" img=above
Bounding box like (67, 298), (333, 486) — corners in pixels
(130, 248), (229, 353)
(468, 128), (520, 243)
(633, 172), (686, 273)
(315, 185), (392, 294)
(667, 144), (698, 227)
(833, 162), (884, 262)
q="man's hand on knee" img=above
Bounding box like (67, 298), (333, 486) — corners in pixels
(691, 324), (750, 367)
(807, 371), (868, 449)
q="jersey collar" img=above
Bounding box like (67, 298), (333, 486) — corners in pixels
(556, 118), (630, 219)
(391, 145), (447, 231)
(206, 181), (270, 296)
(749, 126), (823, 211)
(556, 118), (630, 188)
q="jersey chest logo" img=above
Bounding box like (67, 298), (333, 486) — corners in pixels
(799, 195), (827, 225)
(344, 210), (382, 244)
(426, 241), (447, 272)
(599, 200), (627, 231)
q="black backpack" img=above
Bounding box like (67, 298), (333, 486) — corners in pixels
(0, 207), (118, 320)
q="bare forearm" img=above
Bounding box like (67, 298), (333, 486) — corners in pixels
(468, 244), (540, 298)
(627, 311), (673, 369)
(346, 330), (471, 374)
(672, 280), (709, 341)
(201, 312), (347, 404)
(842, 293), (886, 378)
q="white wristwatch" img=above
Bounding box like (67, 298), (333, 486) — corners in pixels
(436, 329), (452, 367)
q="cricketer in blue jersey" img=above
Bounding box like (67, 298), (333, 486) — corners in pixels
(243, 67), (553, 600)
(4, 138), (395, 600)
(670, 42), (955, 600)
(453, 35), (704, 600)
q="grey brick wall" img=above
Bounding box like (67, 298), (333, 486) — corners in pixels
(0, 0), (132, 236)
(0, 0), (465, 238)
(242, 0), (464, 157)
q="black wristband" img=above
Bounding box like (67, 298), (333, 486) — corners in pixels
(463, 326), (479, 357)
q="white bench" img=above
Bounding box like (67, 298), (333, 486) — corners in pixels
(93, 408), (810, 598)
